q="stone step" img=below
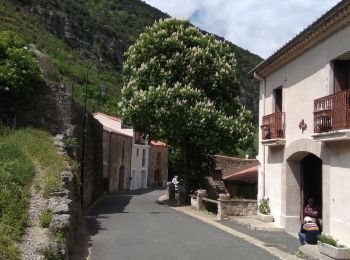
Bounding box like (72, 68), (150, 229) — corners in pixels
(300, 245), (333, 260)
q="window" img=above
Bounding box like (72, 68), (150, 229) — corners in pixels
(136, 148), (139, 156)
(142, 149), (146, 166)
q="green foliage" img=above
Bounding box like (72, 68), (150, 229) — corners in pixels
(54, 230), (65, 246)
(0, 1), (121, 115)
(0, 30), (42, 98)
(37, 244), (62, 260)
(121, 18), (254, 191)
(68, 159), (81, 198)
(39, 209), (53, 228)
(37, 230), (65, 260)
(0, 124), (11, 136)
(259, 198), (271, 215)
(0, 235), (20, 260)
(62, 136), (77, 151)
(318, 233), (338, 247)
(1, 0), (261, 119)
(10, 128), (65, 198)
(0, 126), (66, 257)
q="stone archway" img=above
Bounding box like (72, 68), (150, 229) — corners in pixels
(281, 139), (330, 233)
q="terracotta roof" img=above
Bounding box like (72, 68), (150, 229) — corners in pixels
(223, 165), (258, 184)
(150, 140), (167, 147)
(249, 0), (350, 78)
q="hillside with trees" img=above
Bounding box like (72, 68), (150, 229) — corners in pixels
(2, 0), (262, 122)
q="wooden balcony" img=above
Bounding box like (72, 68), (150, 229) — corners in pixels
(260, 112), (285, 146)
(312, 90), (350, 142)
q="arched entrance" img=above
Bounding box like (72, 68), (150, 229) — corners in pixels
(300, 154), (322, 220)
(282, 139), (329, 233)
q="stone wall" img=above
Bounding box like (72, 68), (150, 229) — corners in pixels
(46, 135), (81, 259)
(0, 82), (76, 134)
(218, 199), (257, 219)
(81, 114), (104, 209)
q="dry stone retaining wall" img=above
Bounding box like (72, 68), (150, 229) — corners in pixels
(218, 199), (257, 219)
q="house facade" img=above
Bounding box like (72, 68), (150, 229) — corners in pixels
(94, 113), (133, 193)
(130, 132), (150, 190)
(147, 141), (169, 187)
(251, 0), (350, 246)
(93, 113), (151, 192)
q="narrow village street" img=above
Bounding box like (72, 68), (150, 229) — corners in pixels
(85, 189), (278, 260)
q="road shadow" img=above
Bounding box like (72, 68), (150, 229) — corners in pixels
(71, 188), (164, 259)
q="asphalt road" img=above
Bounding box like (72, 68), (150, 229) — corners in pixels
(86, 189), (278, 260)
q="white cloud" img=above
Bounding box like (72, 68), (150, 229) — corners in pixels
(143, 0), (341, 58)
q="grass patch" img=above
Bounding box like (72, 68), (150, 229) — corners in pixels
(0, 126), (66, 258)
(39, 209), (53, 228)
(318, 233), (338, 247)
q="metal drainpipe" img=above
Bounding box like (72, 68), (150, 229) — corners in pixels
(254, 72), (266, 199)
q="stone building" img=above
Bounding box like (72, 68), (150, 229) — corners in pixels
(250, 0), (350, 246)
(93, 113), (133, 193)
(147, 141), (168, 187)
(207, 155), (259, 199)
(222, 165), (258, 199)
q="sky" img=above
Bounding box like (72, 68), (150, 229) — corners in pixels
(142, 0), (340, 58)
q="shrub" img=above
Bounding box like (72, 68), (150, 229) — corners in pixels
(318, 233), (337, 247)
(259, 198), (271, 215)
(0, 31), (42, 98)
(40, 209), (53, 228)
(62, 136), (77, 151)
(37, 244), (62, 260)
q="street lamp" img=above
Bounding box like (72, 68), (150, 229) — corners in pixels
(80, 60), (108, 208)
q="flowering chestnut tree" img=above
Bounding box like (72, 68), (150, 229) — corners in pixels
(121, 18), (253, 191)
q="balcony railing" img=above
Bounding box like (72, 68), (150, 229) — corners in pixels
(314, 90), (350, 133)
(261, 112), (285, 140)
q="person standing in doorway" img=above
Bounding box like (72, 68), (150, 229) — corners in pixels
(304, 198), (318, 219)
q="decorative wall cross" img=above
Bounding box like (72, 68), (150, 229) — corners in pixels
(299, 119), (307, 133)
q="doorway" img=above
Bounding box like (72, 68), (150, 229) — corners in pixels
(140, 170), (147, 188)
(154, 169), (163, 187)
(300, 154), (322, 220)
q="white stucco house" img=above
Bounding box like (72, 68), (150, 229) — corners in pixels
(130, 131), (150, 190)
(250, 0), (350, 247)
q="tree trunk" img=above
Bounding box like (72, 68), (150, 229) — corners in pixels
(182, 142), (190, 193)
(179, 141), (189, 204)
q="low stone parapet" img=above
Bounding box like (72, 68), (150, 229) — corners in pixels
(218, 199), (257, 220)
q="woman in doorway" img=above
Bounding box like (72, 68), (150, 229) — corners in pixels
(304, 198), (322, 231)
